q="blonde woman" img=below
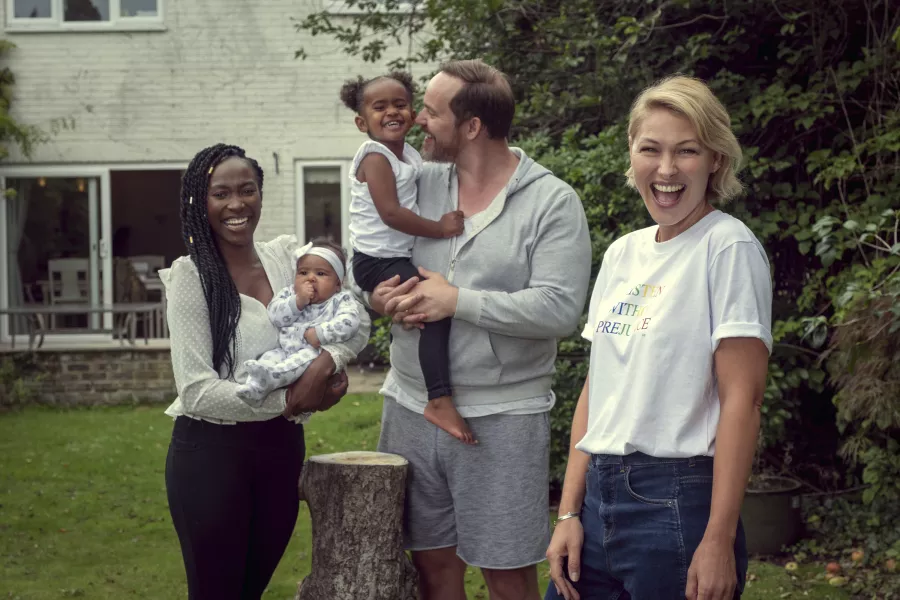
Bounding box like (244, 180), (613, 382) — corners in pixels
(545, 76), (772, 600)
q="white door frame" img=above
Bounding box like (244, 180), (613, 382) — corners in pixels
(294, 160), (351, 249)
(1, 162), (188, 345)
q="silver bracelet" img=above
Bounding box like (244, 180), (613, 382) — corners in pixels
(555, 511), (581, 525)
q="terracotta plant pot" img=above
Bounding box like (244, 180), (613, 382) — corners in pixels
(741, 475), (803, 555)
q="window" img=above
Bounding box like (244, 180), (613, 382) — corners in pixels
(301, 167), (344, 246)
(0, 164), (183, 345)
(13, 0), (50, 18)
(5, 176), (102, 333)
(295, 162), (350, 250)
(7, 0), (163, 30)
(325, 0), (417, 15)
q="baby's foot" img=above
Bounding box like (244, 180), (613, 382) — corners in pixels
(245, 361), (281, 390)
(237, 380), (264, 404)
(424, 396), (476, 445)
(244, 360), (267, 380)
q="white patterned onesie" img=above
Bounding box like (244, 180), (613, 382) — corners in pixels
(236, 288), (360, 406)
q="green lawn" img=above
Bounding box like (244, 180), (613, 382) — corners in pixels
(1, 396), (847, 599)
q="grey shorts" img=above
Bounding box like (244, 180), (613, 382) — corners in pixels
(377, 397), (551, 569)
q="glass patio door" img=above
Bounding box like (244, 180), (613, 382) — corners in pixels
(1, 172), (111, 342)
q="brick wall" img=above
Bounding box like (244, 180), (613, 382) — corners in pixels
(1, 0), (415, 240)
(3, 348), (380, 406)
(21, 349), (175, 406)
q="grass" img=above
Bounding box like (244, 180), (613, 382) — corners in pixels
(1, 396), (848, 599)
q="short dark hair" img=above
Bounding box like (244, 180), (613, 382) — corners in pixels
(439, 59), (515, 139)
(339, 71), (415, 113)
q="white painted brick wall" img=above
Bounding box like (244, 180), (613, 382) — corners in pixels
(1, 0), (423, 239)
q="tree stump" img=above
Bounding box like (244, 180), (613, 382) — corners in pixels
(296, 451), (419, 600)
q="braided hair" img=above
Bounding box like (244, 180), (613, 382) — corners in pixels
(339, 70), (415, 113)
(180, 143), (264, 379)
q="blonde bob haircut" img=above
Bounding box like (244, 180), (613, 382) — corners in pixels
(625, 75), (744, 202)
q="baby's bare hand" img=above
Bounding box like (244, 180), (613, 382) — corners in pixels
(304, 328), (321, 348)
(297, 281), (316, 306)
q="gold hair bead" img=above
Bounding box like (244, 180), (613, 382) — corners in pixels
(208, 167), (214, 175)
(189, 196), (193, 204)
(189, 236), (193, 244)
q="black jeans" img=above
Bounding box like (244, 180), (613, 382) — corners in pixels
(165, 416), (305, 600)
(353, 250), (453, 399)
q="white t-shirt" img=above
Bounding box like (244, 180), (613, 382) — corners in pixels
(576, 210), (773, 458)
(349, 140), (423, 258)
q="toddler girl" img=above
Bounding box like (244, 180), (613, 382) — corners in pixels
(342, 71), (473, 444)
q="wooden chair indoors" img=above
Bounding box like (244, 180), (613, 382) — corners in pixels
(113, 258), (151, 339)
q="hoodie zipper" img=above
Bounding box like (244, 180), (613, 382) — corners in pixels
(445, 170), (519, 282)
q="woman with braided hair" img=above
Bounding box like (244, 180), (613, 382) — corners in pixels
(160, 143), (370, 599)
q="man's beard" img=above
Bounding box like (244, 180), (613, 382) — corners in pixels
(422, 130), (461, 163)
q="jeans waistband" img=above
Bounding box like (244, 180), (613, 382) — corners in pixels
(590, 452), (713, 468)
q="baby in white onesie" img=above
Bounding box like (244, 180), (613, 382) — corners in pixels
(237, 239), (360, 406)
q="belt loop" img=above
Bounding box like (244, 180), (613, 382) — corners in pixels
(688, 456), (696, 467)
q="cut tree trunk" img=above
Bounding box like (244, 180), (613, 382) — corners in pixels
(296, 451), (418, 600)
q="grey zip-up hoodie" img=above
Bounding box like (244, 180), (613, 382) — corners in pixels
(388, 148), (592, 407)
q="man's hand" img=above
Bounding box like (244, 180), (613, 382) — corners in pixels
(304, 327), (321, 348)
(685, 535), (737, 600)
(384, 267), (457, 325)
(439, 210), (465, 238)
(371, 275), (425, 329)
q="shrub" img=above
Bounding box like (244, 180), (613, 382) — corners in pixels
(0, 353), (44, 407)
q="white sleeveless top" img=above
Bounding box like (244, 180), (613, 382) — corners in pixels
(349, 140), (423, 258)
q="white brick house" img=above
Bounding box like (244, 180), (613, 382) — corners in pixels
(1, 0), (411, 346)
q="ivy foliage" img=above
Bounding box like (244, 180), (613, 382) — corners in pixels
(0, 40), (44, 167)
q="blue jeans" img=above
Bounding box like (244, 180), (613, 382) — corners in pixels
(545, 453), (747, 600)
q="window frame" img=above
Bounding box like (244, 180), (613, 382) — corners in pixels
(0, 161), (186, 347)
(324, 0), (417, 16)
(5, 0), (165, 32)
(294, 160), (351, 250)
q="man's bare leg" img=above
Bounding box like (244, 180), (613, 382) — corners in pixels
(412, 547), (467, 600)
(482, 564), (541, 600)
